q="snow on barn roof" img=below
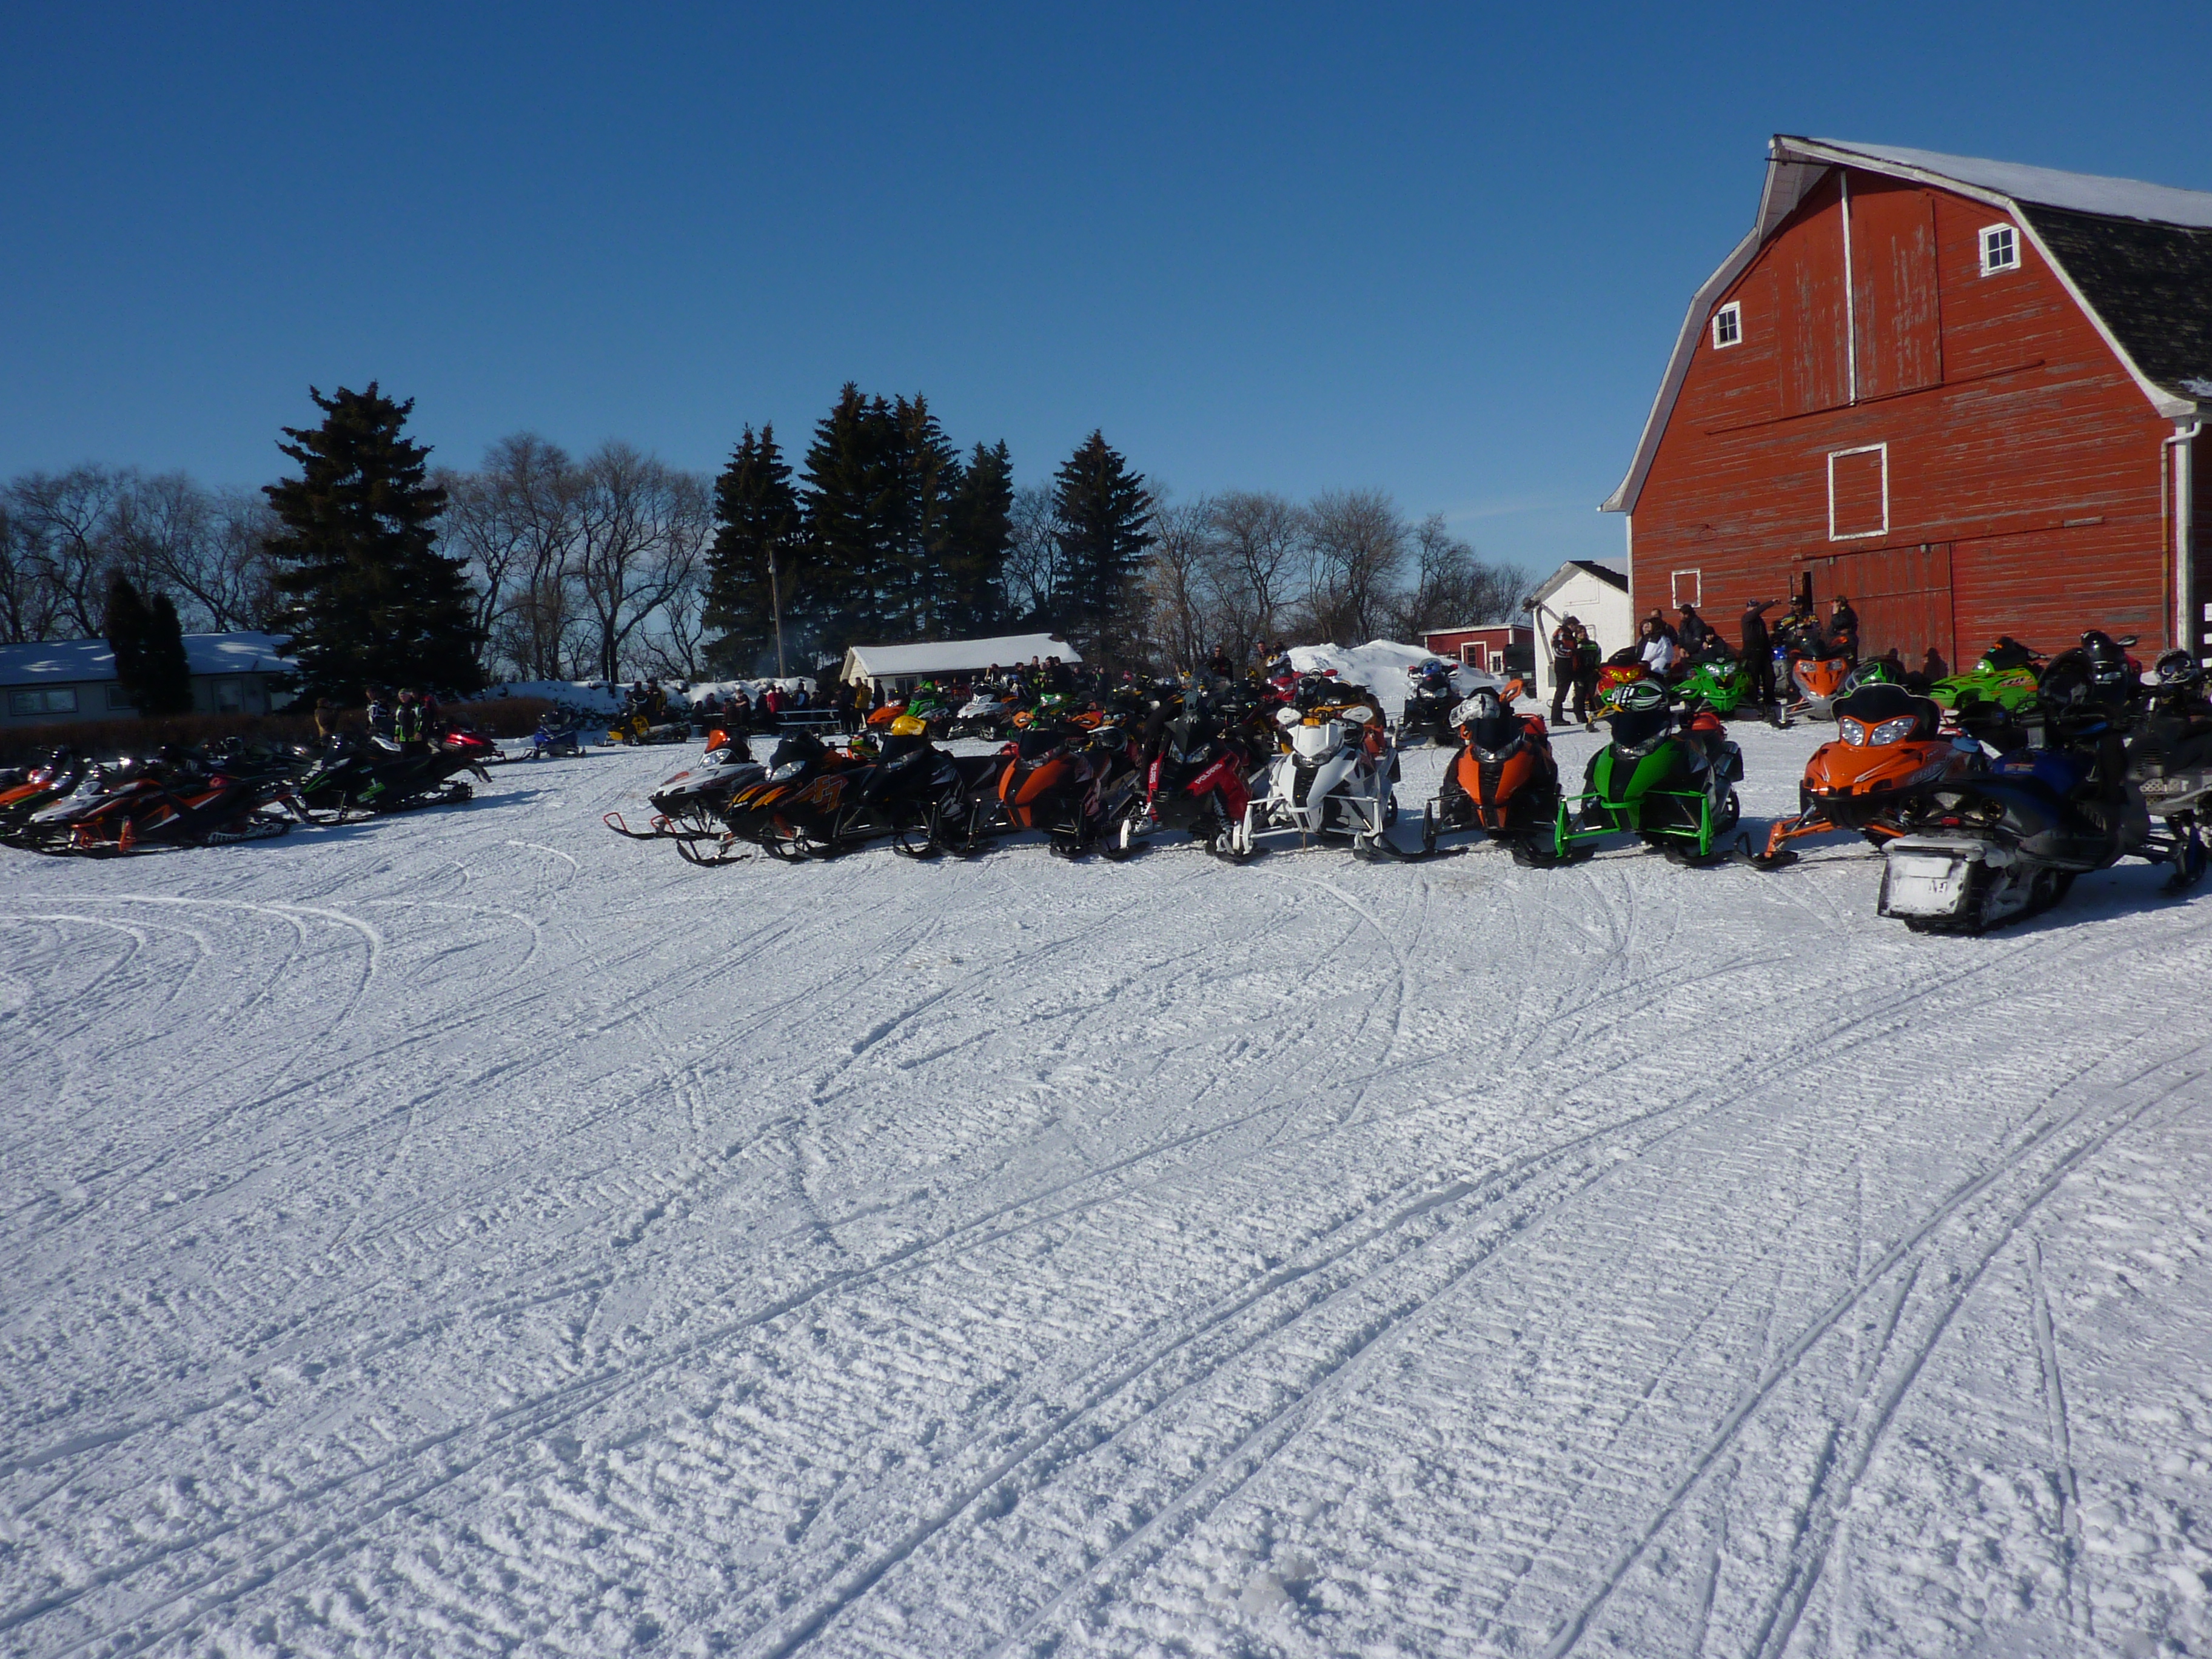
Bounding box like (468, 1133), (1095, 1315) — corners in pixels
(1602, 136), (2212, 515)
(840, 632), (1079, 682)
(0, 631), (294, 688)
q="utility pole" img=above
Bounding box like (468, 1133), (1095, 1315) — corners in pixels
(769, 549), (785, 679)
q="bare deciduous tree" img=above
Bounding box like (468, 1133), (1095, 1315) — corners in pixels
(1141, 494), (1216, 672)
(1205, 491), (1304, 660)
(999, 484), (1063, 625)
(572, 443), (711, 686)
(443, 434), (581, 680)
(1301, 489), (1407, 644)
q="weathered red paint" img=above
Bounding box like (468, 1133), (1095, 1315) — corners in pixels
(1626, 167), (2193, 668)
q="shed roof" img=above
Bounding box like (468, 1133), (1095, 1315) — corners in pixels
(1530, 560), (1629, 604)
(0, 632), (294, 688)
(1603, 137), (2212, 515)
(840, 633), (1079, 682)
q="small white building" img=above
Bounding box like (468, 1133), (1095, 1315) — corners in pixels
(0, 632), (296, 728)
(1524, 560), (1632, 709)
(840, 632), (1081, 696)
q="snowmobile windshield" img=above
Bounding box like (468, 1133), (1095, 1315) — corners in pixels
(1832, 683), (1926, 732)
(1016, 729), (1063, 760)
(1606, 706), (1673, 751)
(769, 732), (823, 771)
(1468, 714), (1522, 754)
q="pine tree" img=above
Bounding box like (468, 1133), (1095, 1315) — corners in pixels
(104, 572), (153, 712)
(801, 384), (907, 648)
(1050, 432), (1155, 668)
(942, 440), (1013, 637)
(141, 593), (193, 717)
(704, 425), (803, 675)
(893, 395), (962, 641)
(263, 384), (482, 700)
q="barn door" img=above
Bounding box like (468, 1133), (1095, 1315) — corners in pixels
(1800, 544), (1957, 677)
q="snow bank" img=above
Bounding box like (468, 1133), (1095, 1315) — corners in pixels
(1286, 639), (1498, 717)
(469, 675), (816, 714)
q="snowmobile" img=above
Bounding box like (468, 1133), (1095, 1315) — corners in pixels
(991, 722), (1141, 857)
(1877, 705), (2150, 933)
(1419, 680), (1563, 863)
(857, 717), (1008, 856)
(1554, 678), (1744, 865)
(602, 728), (768, 865)
(711, 729), (887, 859)
(21, 750), (304, 856)
(1104, 684), (1258, 859)
(1400, 659), (1465, 746)
(1238, 695), (1398, 859)
(1928, 637), (2043, 717)
(1675, 647), (1752, 716)
(2126, 649), (2212, 890)
(295, 730), (497, 821)
(606, 708), (688, 746)
(1592, 647), (1651, 713)
(950, 687), (1022, 740)
(524, 704), (588, 759)
(1786, 651), (1853, 720)
(1754, 668), (1981, 868)
(0, 748), (88, 835)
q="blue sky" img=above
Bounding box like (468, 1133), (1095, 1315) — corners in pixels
(4, 3), (2208, 575)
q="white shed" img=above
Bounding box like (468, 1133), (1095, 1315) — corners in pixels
(1524, 561), (1632, 709)
(840, 633), (1080, 694)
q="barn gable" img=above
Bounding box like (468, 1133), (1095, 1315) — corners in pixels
(1604, 136), (2212, 515)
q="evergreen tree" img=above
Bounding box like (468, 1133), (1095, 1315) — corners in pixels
(141, 593), (193, 716)
(703, 425), (802, 674)
(893, 395), (963, 641)
(104, 572), (153, 712)
(263, 384), (481, 700)
(1050, 432), (1154, 668)
(800, 384), (907, 647)
(941, 440), (1013, 637)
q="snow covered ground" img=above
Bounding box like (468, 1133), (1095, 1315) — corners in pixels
(4, 719), (2211, 1657)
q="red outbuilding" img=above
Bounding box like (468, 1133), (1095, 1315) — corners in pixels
(1420, 623), (1534, 677)
(1604, 137), (2212, 673)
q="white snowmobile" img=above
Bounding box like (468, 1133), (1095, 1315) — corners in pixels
(1235, 699), (1399, 857)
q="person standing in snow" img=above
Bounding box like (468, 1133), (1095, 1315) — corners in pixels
(1549, 618), (1582, 725)
(393, 688), (428, 749)
(365, 686), (394, 740)
(1740, 599), (1778, 716)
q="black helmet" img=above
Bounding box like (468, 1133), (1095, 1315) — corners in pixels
(2079, 629), (2132, 697)
(2152, 648), (2203, 693)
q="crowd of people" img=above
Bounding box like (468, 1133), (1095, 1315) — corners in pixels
(1548, 593), (1894, 725)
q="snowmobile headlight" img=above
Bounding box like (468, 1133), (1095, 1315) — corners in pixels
(1868, 716), (1917, 746)
(1839, 717), (1868, 746)
(768, 760), (805, 782)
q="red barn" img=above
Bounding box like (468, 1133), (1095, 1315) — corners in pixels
(1603, 137), (2212, 672)
(1420, 623), (1534, 677)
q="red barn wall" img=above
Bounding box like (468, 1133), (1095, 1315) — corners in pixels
(1629, 167), (2174, 671)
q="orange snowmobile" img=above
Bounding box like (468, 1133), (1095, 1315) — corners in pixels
(1419, 680), (1563, 862)
(1754, 675), (1980, 868)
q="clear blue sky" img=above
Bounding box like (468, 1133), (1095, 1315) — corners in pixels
(5, 2), (2208, 574)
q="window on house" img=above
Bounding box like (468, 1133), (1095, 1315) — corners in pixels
(210, 677), (246, 714)
(1711, 302), (1741, 348)
(7, 687), (80, 717)
(1980, 224), (2019, 275)
(1828, 444), (1889, 540)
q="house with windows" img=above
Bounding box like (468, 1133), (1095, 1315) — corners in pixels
(1604, 136), (2212, 671)
(0, 632), (295, 728)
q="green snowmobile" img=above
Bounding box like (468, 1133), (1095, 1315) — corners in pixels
(1928, 638), (2042, 715)
(1674, 646), (1752, 716)
(1554, 679), (1745, 863)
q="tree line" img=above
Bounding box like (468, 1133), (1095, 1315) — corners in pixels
(0, 381), (1530, 701)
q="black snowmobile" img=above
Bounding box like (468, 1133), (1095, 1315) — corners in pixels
(295, 730), (497, 821)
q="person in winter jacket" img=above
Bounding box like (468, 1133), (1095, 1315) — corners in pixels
(365, 686), (395, 740)
(1677, 604), (1712, 655)
(1829, 596), (1862, 663)
(1638, 616), (1679, 678)
(1740, 600), (1777, 714)
(1549, 620), (1581, 723)
(394, 688), (429, 749)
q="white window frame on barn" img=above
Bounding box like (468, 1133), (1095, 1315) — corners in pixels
(1980, 223), (2019, 275)
(1671, 569), (1702, 607)
(1826, 443), (1890, 541)
(1711, 301), (1741, 348)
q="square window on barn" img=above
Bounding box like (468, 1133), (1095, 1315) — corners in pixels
(1711, 302), (1741, 348)
(1671, 569), (1702, 608)
(1828, 445), (1889, 540)
(1980, 224), (2019, 275)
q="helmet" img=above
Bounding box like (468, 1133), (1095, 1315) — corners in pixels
(1614, 678), (1668, 714)
(889, 713), (928, 737)
(2080, 629), (2131, 695)
(2151, 648), (2203, 692)
(1451, 689), (1502, 726)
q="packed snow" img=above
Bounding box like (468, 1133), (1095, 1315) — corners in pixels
(4, 719), (2211, 1657)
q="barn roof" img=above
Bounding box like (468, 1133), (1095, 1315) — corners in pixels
(1603, 137), (2212, 514)
(839, 632), (1078, 683)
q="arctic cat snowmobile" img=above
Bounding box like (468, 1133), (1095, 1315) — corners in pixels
(295, 730), (497, 821)
(857, 719), (1008, 856)
(991, 721), (1142, 858)
(0, 749), (88, 834)
(1675, 647), (1752, 716)
(950, 687), (1022, 740)
(602, 728), (769, 864)
(1786, 651), (1852, 721)
(19, 750), (305, 856)
(606, 708), (689, 746)
(1400, 659), (1466, 746)
(1755, 668), (1981, 868)
(1239, 694), (1399, 859)
(524, 704), (588, 759)
(1104, 683), (1258, 859)
(1419, 680), (1563, 862)
(1877, 703), (2150, 933)
(716, 729), (898, 859)
(1554, 678), (1744, 864)
(1928, 637), (2043, 717)
(1591, 647), (1651, 714)
(2127, 649), (2212, 891)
